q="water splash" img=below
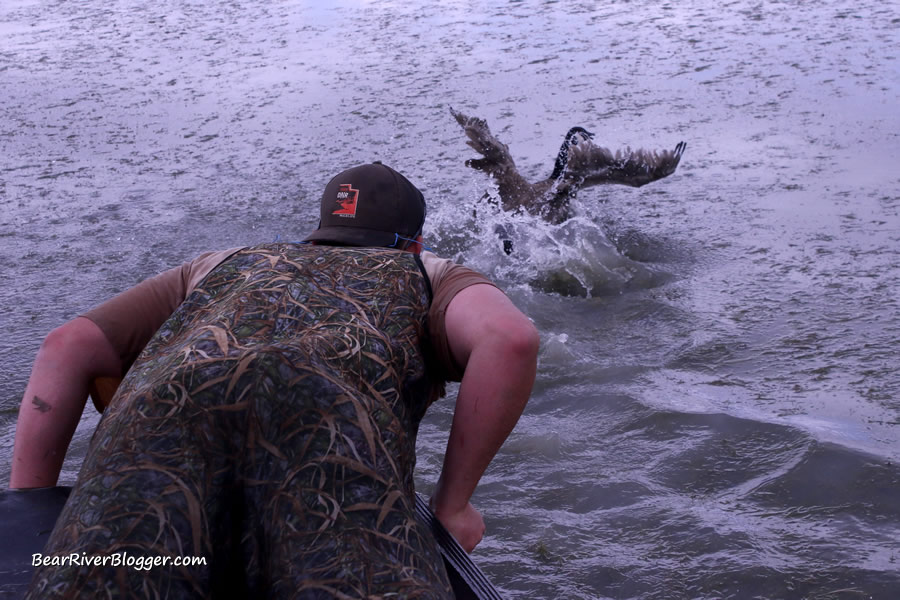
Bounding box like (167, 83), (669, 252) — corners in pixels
(429, 188), (673, 297)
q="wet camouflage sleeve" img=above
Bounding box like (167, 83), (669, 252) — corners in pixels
(28, 244), (454, 599)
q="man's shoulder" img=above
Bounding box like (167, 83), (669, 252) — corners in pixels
(420, 251), (497, 305)
(185, 247), (247, 291)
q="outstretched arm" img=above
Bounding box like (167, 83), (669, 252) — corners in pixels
(9, 250), (237, 489)
(430, 283), (539, 552)
(9, 317), (122, 489)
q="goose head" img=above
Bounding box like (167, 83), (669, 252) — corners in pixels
(550, 126), (594, 180)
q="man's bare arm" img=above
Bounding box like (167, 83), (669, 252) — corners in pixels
(10, 317), (122, 489)
(431, 283), (539, 552)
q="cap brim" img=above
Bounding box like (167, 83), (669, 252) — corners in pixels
(304, 225), (400, 248)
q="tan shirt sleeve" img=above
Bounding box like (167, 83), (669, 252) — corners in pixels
(421, 251), (498, 382)
(81, 247), (244, 371)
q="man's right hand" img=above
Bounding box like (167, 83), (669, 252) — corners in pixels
(431, 498), (486, 553)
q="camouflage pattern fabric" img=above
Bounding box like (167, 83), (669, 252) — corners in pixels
(28, 244), (453, 599)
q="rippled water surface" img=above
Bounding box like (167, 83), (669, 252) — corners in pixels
(2, 1), (899, 598)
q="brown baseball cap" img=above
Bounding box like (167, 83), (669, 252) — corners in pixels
(304, 162), (426, 248)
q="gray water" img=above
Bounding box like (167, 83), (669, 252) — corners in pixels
(2, 1), (899, 598)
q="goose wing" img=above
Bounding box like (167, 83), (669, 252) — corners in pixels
(566, 140), (686, 188)
(450, 108), (518, 173)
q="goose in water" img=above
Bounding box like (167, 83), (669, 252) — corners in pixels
(451, 108), (686, 225)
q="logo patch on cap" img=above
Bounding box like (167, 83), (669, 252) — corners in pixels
(332, 183), (359, 217)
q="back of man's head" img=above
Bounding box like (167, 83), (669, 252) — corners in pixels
(304, 162), (426, 249)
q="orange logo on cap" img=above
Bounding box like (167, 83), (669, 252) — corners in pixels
(332, 183), (359, 217)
